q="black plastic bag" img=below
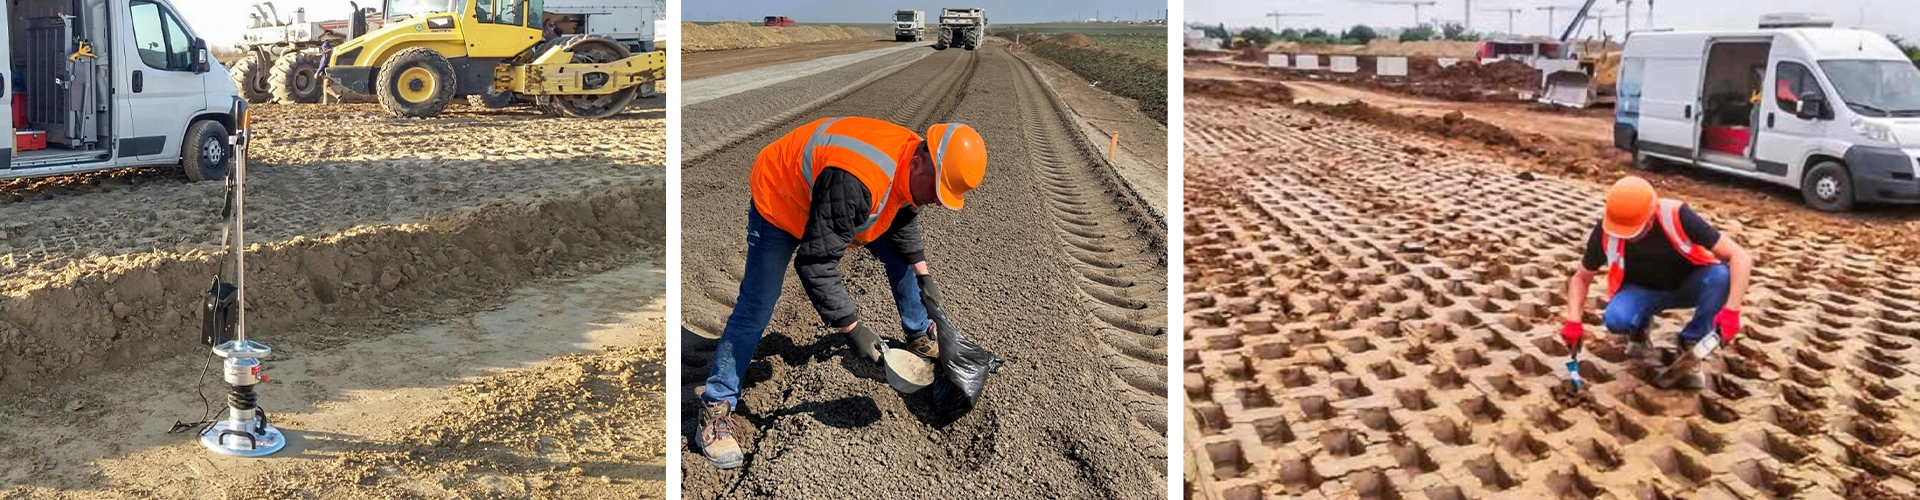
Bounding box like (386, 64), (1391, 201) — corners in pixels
(918, 275), (1003, 417)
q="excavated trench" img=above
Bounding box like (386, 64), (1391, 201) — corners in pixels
(680, 40), (1166, 499)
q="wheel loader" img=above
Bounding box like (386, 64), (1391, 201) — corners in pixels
(324, 0), (665, 118)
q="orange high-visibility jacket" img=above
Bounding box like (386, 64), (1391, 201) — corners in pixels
(750, 116), (922, 244)
(1602, 199), (1721, 298)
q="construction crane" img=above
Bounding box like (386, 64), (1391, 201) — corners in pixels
(1556, 0), (1603, 41)
(1264, 11), (1323, 31)
(1482, 7), (1524, 34)
(1358, 0), (1439, 26)
(1536, 3), (1583, 37)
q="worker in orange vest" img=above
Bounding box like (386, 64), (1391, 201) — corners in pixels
(697, 116), (987, 469)
(1560, 176), (1754, 389)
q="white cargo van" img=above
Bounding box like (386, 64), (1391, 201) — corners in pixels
(1615, 21), (1920, 212)
(4, 0), (241, 182)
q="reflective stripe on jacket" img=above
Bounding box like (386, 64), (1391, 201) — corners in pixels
(750, 116), (922, 244)
(1604, 199), (1721, 298)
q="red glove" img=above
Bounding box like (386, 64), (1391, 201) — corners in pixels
(1560, 320), (1584, 351)
(1713, 309), (1741, 342)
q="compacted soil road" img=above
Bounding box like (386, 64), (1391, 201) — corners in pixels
(681, 39), (1167, 499)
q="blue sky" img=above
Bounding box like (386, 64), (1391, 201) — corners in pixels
(1186, 0), (1920, 42)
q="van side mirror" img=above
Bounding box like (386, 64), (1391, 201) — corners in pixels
(1797, 92), (1828, 120)
(190, 38), (210, 73)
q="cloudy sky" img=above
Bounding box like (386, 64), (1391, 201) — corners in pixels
(683, 0), (1170, 24)
(1186, 0), (1920, 42)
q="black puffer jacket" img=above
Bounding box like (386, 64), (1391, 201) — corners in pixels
(796, 168), (927, 328)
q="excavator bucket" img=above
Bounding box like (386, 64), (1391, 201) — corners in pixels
(1540, 70), (1595, 108)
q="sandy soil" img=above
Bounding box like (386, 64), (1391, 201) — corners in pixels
(0, 259), (667, 498)
(1184, 60), (1920, 263)
(684, 38), (917, 80)
(680, 39), (1166, 498)
(1013, 41), (1168, 217)
(0, 97), (668, 496)
(1182, 93), (1920, 499)
(0, 98), (666, 393)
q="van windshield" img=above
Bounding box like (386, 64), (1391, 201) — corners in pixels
(1819, 60), (1920, 117)
(387, 0), (460, 21)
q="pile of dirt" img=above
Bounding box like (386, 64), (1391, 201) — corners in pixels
(1265, 39), (1484, 58)
(1427, 59), (1543, 88)
(1038, 32), (1096, 48)
(1184, 77), (1294, 105)
(681, 21), (882, 52)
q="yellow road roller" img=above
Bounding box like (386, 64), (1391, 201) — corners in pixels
(324, 0), (664, 118)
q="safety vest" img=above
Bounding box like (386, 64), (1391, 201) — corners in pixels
(750, 116), (921, 244)
(1603, 199), (1721, 298)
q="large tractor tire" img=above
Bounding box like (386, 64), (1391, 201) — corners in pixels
(376, 47), (458, 118)
(544, 36), (641, 119)
(270, 51), (325, 104)
(231, 53), (273, 104)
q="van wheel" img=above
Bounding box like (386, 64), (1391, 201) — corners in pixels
(1802, 161), (1856, 212)
(269, 51), (325, 104)
(182, 120), (232, 182)
(376, 48), (457, 118)
(1631, 149), (1665, 172)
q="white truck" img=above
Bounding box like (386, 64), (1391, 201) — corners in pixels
(542, 0), (660, 54)
(4, 0), (244, 182)
(934, 7), (986, 51)
(1615, 16), (1920, 212)
(894, 9), (924, 42)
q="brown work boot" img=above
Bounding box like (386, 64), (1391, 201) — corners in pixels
(697, 402), (744, 469)
(907, 326), (939, 359)
(1672, 340), (1709, 390)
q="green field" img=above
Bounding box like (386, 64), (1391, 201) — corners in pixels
(1085, 34), (1165, 61)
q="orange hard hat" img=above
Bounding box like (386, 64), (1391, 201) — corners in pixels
(1604, 176), (1658, 238)
(926, 123), (986, 210)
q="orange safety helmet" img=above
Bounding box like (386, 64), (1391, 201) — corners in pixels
(925, 123), (986, 210)
(1603, 176), (1658, 238)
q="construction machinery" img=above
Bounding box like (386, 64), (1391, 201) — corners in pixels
(894, 9), (925, 42)
(324, 0), (665, 119)
(933, 7), (986, 51)
(231, 2), (382, 104)
(1538, 0), (1624, 107)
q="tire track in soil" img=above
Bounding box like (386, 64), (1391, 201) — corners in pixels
(1182, 94), (1920, 500)
(680, 40), (1165, 499)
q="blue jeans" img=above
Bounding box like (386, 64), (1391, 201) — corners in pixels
(1603, 264), (1731, 342)
(702, 208), (933, 409)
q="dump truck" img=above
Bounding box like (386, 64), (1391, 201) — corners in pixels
(934, 7), (985, 51)
(324, 0), (665, 119)
(894, 9), (924, 42)
(231, 2), (381, 104)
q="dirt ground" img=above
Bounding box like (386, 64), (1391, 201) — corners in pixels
(684, 38), (912, 80)
(1184, 61), (1920, 264)
(680, 38), (1166, 498)
(1183, 87), (1920, 499)
(1013, 41), (1168, 217)
(0, 98), (668, 496)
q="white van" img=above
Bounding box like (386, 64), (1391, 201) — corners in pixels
(4, 0), (241, 182)
(1615, 23), (1920, 212)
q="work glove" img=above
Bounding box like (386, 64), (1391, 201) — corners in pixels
(917, 274), (943, 305)
(1713, 309), (1741, 343)
(1560, 320), (1585, 351)
(847, 323), (885, 364)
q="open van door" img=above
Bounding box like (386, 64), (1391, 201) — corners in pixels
(1625, 35), (1707, 162)
(1, 1), (13, 169)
